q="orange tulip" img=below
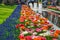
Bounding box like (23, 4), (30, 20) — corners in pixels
(36, 16), (40, 20)
(55, 30), (60, 34)
(20, 26), (26, 30)
(33, 20), (38, 24)
(53, 33), (59, 38)
(38, 37), (41, 40)
(20, 38), (26, 40)
(40, 20), (45, 24)
(40, 18), (43, 20)
(42, 25), (49, 30)
(34, 37), (41, 40)
(25, 22), (29, 25)
(47, 24), (53, 27)
(25, 12), (30, 16)
(34, 38), (39, 40)
(53, 30), (60, 38)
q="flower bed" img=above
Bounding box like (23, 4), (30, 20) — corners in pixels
(47, 6), (60, 11)
(16, 5), (60, 40)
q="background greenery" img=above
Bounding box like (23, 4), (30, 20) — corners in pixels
(0, 4), (17, 24)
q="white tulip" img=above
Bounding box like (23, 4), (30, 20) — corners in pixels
(39, 33), (44, 36)
(22, 31), (28, 35)
(33, 32), (37, 35)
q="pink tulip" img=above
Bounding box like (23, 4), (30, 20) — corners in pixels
(36, 28), (42, 32)
(27, 28), (34, 33)
(50, 30), (54, 33)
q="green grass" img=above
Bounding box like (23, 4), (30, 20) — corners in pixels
(0, 4), (17, 24)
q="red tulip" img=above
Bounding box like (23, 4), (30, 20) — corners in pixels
(16, 24), (19, 28)
(34, 24), (37, 26)
(25, 36), (32, 40)
(29, 16), (35, 21)
(20, 16), (26, 22)
(18, 35), (24, 39)
(16, 24), (25, 29)
(19, 24), (24, 27)
(41, 37), (46, 40)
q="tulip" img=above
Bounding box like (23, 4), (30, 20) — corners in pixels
(25, 22), (29, 25)
(55, 30), (60, 34)
(16, 24), (19, 28)
(19, 24), (25, 29)
(20, 39), (26, 40)
(34, 38), (39, 40)
(18, 35), (24, 39)
(36, 28), (40, 32)
(20, 16), (26, 22)
(33, 32), (37, 35)
(50, 30), (54, 33)
(29, 16), (35, 21)
(27, 28), (34, 34)
(32, 19), (38, 24)
(53, 30), (60, 38)
(36, 28), (42, 32)
(42, 25), (48, 30)
(32, 35), (36, 39)
(53, 33), (59, 38)
(41, 37), (46, 40)
(16, 24), (23, 29)
(25, 36), (32, 40)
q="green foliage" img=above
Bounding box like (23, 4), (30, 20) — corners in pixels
(58, 36), (60, 40)
(0, 4), (17, 24)
(45, 36), (53, 40)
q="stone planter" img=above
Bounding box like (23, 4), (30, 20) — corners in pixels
(56, 15), (60, 27)
(47, 11), (60, 27)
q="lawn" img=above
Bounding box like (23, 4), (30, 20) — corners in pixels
(0, 4), (17, 24)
